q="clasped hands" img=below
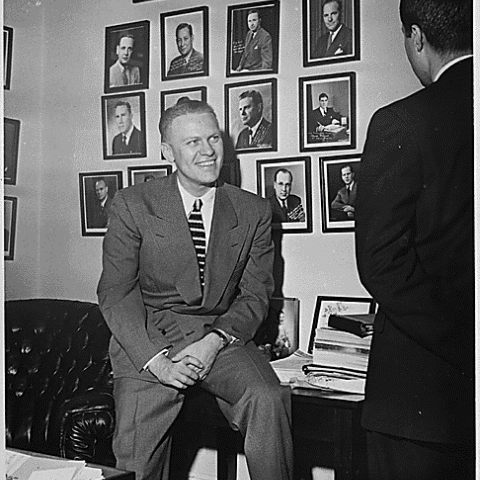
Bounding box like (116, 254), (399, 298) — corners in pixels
(147, 333), (224, 390)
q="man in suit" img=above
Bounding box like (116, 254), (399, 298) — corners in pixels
(355, 0), (473, 478)
(308, 92), (342, 134)
(88, 178), (112, 228)
(109, 33), (141, 87)
(235, 90), (273, 149)
(111, 101), (144, 156)
(97, 99), (293, 480)
(313, 0), (352, 59)
(167, 23), (204, 77)
(268, 168), (305, 224)
(236, 9), (273, 71)
(331, 164), (356, 220)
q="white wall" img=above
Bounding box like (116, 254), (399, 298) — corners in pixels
(5, 0), (420, 352)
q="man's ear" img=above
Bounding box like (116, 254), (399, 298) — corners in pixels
(161, 142), (175, 163)
(411, 24), (425, 52)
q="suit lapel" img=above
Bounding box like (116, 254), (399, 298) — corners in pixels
(202, 185), (248, 310)
(148, 173), (204, 304)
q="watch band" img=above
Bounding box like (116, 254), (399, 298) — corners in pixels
(210, 329), (231, 349)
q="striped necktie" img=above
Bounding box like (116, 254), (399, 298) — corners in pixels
(188, 199), (206, 288)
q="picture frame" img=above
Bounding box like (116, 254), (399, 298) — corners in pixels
(127, 164), (173, 186)
(4, 196), (18, 261)
(4, 26), (13, 90)
(319, 154), (361, 233)
(101, 92), (147, 160)
(160, 6), (209, 81)
(255, 297), (300, 360)
(4, 118), (20, 185)
(225, 78), (277, 153)
(302, 0), (360, 67)
(226, 1), (280, 77)
(104, 20), (150, 94)
(299, 72), (356, 152)
(79, 171), (123, 236)
(160, 86), (207, 116)
(257, 156), (312, 233)
(308, 295), (376, 353)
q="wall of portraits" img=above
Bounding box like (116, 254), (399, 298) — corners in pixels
(4, 0), (420, 358)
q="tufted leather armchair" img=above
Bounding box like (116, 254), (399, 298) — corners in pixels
(5, 299), (116, 466)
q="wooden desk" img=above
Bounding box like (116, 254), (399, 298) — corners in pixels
(177, 386), (367, 480)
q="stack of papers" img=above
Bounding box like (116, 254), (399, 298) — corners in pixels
(6, 450), (104, 480)
(270, 349), (313, 385)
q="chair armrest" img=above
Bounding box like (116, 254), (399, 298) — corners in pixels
(52, 390), (116, 467)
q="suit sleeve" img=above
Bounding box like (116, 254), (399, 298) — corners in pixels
(211, 200), (274, 343)
(355, 107), (463, 368)
(331, 189), (345, 211)
(261, 32), (273, 69)
(97, 191), (169, 372)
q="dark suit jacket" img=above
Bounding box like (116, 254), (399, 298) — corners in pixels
(112, 126), (144, 156)
(97, 173), (274, 381)
(308, 107), (342, 133)
(88, 195), (112, 229)
(331, 182), (357, 211)
(313, 24), (352, 59)
(268, 194), (302, 224)
(236, 117), (273, 149)
(355, 58), (474, 445)
(237, 27), (273, 71)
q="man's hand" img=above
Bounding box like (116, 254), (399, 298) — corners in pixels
(172, 333), (224, 380)
(147, 353), (203, 390)
(343, 205), (355, 213)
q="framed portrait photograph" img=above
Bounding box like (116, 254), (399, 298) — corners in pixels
(302, 0), (360, 67)
(299, 72), (356, 152)
(127, 164), (173, 186)
(254, 297), (300, 360)
(101, 92), (147, 160)
(160, 6), (209, 81)
(225, 78), (277, 153)
(257, 156), (312, 233)
(4, 26), (13, 90)
(320, 154), (360, 233)
(4, 117), (20, 185)
(160, 86), (207, 116)
(299, 72), (357, 152)
(104, 20), (150, 94)
(226, 0), (280, 77)
(4, 196), (18, 261)
(308, 295), (376, 353)
(79, 171), (123, 237)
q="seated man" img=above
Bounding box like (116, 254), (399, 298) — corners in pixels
(331, 164), (356, 220)
(98, 99), (293, 480)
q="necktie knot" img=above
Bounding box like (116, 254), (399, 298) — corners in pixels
(193, 199), (203, 212)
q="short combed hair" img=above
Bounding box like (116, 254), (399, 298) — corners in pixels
(274, 168), (293, 183)
(400, 0), (472, 54)
(247, 8), (261, 19)
(159, 99), (218, 140)
(239, 90), (263, 108)
(176, 23), (193, 37)
(319, 93), (329, 100)
(323, 0), (342, 15)
(114, 101), (132, 115)
(117, 33), (135, 46)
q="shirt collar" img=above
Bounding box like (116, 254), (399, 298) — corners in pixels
(330, 23), (343, 42)
(433, 54), (473, 83)
(249, 117), (263, 137)
(123, 124), (134, 142)
(177, 178), (215, 215)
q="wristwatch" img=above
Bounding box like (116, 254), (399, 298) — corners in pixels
(210, 329), (232, 349)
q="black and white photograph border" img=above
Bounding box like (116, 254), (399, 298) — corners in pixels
(128, 164), (173, 186)
(79, 171), (123, 237)
(4, 26), (13, 90)
(319, 154), (361, 233)
(101, 92), (147, 160)
(4, 196), (18, 261)
(104, 20), (150, 94)
(226, 0), (280, 77)
(225, 77), (277, 154)
(256, 156), (312, 233)
(299, 72), (356, 152)
(302, 0), (360, 67)
(160, 6), (209, 81)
